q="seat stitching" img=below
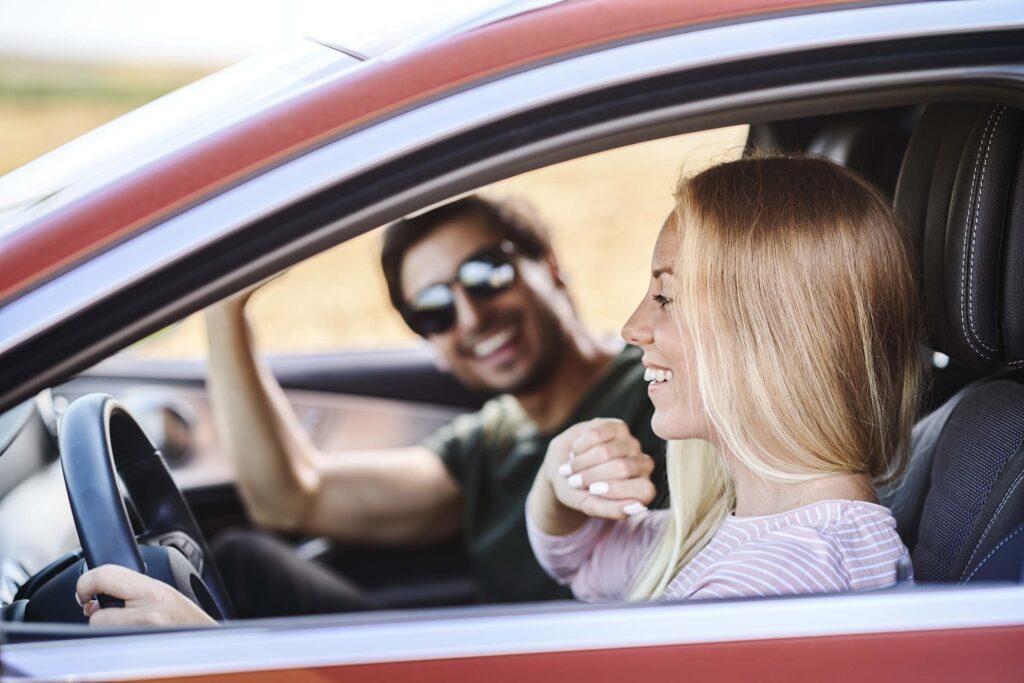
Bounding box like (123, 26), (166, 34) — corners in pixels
(960, 467), (1024, 580)
(963, 523), (1024, 583)
(965, 105), (1004, 355)
(962, 105), (1004, 358)
(958, 104), (995, 358)
(958, 106), (990, 358)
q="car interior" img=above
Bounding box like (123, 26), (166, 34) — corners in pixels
(1, 95), (1023, 631)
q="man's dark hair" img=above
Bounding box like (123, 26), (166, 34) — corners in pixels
(381, 195), (553, 312)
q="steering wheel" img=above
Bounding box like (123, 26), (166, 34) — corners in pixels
(19, 393), (232, 621)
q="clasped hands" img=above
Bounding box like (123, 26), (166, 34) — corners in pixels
(542, 418), (657, 521)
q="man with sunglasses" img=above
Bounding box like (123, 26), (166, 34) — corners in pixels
(204, 196), (665, 617)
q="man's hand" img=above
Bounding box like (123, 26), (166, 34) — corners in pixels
(205, 271), (286, 320)
(205, 287), (257, 320)
(76, 565), (217, 627)
(543, 418), (657, 521)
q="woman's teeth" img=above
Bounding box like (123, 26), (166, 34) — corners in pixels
(473, 327), (516, 358)
(644, 368), (674, 383)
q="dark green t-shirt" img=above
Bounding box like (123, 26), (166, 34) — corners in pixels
(421, 345), (667, 604)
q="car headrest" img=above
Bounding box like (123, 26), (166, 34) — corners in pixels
(895, 103), (1024, 372)
(806, 111), (914, 199)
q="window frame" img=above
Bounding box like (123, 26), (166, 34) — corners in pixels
(2, 2), (1024, 673)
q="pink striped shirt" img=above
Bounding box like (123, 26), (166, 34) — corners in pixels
(527, 500), (909, 601)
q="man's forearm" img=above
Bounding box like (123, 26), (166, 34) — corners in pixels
(305, 449), (463, 544)
(205, 301), (319, 530)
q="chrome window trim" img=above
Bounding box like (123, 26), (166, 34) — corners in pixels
(4, 584), (1023, 680)
(1, 1), (1022, 360)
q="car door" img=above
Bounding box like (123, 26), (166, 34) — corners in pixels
(2, 0), (1024, 680)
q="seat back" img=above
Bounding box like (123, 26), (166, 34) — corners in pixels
(901, 374), (1024, 582)
(888, 103), (1024, 582)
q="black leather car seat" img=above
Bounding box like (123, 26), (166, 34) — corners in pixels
(747, 108), (917, 198)
(883, 102), (1024, 583)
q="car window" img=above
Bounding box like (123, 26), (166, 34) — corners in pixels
(129, 125), (748, 358)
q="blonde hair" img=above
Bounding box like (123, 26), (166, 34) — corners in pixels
(629, 156), (924, 599)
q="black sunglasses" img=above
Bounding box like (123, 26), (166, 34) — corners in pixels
(402, 242), (517, 336)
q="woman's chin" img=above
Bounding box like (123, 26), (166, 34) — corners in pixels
(650, 412), (707, 442)
(650, 413), (683, 441)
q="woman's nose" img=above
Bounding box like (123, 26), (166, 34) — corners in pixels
(622, 299), (653, 346)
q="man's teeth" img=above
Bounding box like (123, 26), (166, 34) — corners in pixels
(644, 368), (674, 383)
(474, 327), (516, 358)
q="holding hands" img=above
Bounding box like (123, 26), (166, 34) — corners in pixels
(530, 418), (657, 535)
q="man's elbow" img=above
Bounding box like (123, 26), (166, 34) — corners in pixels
(236, 478), (317, 534)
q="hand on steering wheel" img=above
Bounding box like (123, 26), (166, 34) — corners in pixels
(53, 393), (232, 623)
(76, 564), (216, 626)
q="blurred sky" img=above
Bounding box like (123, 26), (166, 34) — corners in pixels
(0, 0), (505, 67)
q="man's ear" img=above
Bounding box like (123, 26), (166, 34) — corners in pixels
(544, 251), (567, 290)
(429, 342), (451, 373)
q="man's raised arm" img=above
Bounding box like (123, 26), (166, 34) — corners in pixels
(204, 293), (462, 545)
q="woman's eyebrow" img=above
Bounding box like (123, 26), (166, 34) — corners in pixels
(653, 266), (674, 278)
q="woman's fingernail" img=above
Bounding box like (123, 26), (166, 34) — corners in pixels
(74, 592), (83, 608)
(557, 463), (573, 477)
(623, 503), (648, 515)
(589, 481), (610, 495)
(568, 474), (583, 489)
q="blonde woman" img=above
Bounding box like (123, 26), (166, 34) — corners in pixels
(527, 156), (922, 601)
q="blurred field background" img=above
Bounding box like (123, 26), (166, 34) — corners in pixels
(0, 60), (747, 358)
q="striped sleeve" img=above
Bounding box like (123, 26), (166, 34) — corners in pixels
(832, 507), (909, 590)
(526, 509), (668, 601)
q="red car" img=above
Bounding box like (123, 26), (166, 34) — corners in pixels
(1, 0), (1023, 680)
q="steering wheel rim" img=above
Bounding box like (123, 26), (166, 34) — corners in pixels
(58, 393), (232, 619)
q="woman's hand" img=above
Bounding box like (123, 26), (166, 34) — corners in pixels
(529, 418), (656, 535)
(76, 565), (218, 627)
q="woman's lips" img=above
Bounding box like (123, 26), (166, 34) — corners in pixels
(644, 366), (673, 398)
(643, 367), (674, 383)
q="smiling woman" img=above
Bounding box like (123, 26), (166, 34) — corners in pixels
(527, 155), (922, 603)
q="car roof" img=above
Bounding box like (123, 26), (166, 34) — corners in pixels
(0, 0), (566, 238)
(0, 0), (866, 304)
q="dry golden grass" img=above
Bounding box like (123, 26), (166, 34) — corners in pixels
(0, 61), (208, 174)
(0, 101), (141, 174)
(0, 63), (746, 358)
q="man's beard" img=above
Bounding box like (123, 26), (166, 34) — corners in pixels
(451, 303), (571, 398)
(505, 337), (563, 396)
(502, 306), (568, 397)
